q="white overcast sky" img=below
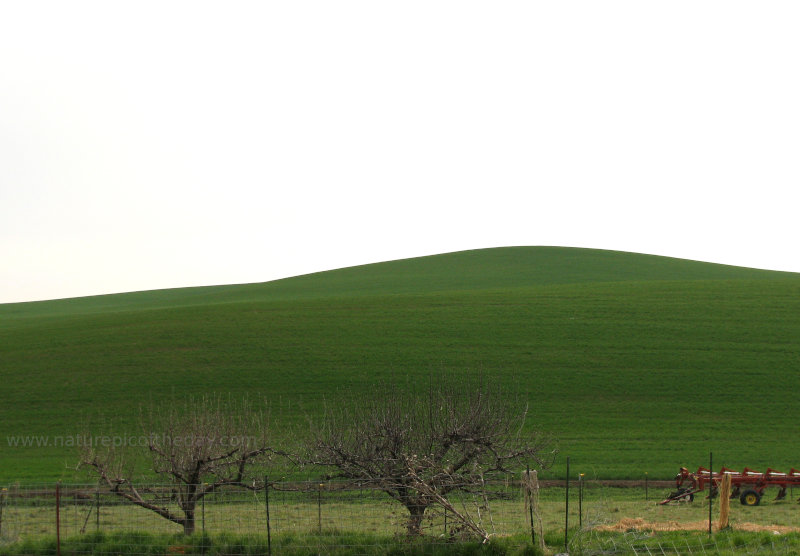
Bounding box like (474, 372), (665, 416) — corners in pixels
(1, 1), (799, 304)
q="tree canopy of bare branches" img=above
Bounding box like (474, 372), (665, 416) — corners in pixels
(311, 375), (556, 536)
(80, 395), (271, 535)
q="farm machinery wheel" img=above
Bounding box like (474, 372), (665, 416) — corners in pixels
(740, 489), (762, 506)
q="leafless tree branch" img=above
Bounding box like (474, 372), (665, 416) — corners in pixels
(80, 394), (272, 535)
(311, 374), (556, 536)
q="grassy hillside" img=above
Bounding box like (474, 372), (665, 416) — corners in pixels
(2, 247), (799, 482)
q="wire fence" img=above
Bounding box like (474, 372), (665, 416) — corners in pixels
(0, 477), (539, 554)
(2, 478), (800, 555)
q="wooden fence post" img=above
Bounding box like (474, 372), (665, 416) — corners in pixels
(55, 482), (61, 556)
(0, 487), (7, 537)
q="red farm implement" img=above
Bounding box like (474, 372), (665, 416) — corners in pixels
(660, 466), (800, 506)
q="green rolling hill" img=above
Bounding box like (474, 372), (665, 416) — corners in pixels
(2, 246), (799, 482)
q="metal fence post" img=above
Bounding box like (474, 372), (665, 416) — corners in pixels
(527, 465), (535, 548)
(318, 483), (323, 533)
(708, 452), (713, 535)
(264, 476), (272, 556)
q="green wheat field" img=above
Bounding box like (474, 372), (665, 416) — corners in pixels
(2, 246), (800, 482)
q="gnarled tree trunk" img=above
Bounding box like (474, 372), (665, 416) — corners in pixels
(182, 507), (196, 535)
(404, 501), (428, 536)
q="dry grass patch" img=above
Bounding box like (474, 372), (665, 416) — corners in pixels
(596, 517), (800, 534)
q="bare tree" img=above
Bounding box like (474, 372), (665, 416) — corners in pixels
(80, 395), (271, 535)
(311, 376), (556, 536)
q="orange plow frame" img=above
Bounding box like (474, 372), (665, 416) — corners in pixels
(659, 466), (800, 506)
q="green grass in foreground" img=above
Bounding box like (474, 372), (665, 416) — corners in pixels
(2, 247), (800, 481)
(1, 531), (539, 556)
(3, 528), (800, 555)
(571, 530), (800, 556)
